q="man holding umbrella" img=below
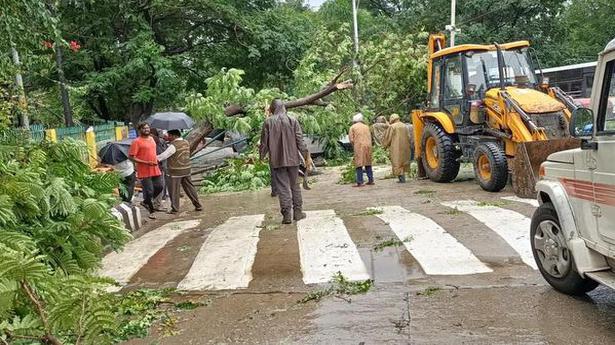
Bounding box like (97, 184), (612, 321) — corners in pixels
(146, 111), (202, 214)
(157, 130), (202, 213)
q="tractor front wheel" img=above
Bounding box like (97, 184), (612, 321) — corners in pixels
(473, 142), (508, 192)
(421, 123), (460, 182)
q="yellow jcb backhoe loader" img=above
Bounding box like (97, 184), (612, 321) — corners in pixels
(412, 34), (580, 197)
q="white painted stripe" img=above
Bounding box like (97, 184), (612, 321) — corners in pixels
(297, 210), (370, 284)
(442, 200), (537, 269)
(177, 215), (265, 291)
(118, 203), (135, 231)
(101, 219), (201, 291)
(377, 206), (492, 275)
(501, 196), (539, 207)
(134, 206), (142, 229)
(110, 208), (123, 223)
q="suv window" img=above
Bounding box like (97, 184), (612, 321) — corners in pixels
(597, 60), (615, 133)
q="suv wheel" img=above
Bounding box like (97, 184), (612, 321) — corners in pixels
(531, 202), (599, 295)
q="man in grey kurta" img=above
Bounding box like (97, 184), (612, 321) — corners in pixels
(259, 99), (309, 224)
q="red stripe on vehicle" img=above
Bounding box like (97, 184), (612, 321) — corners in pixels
(560, 178), (615, 206)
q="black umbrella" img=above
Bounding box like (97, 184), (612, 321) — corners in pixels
(98, 139), (133, 165)
(146, 112), (194, 130)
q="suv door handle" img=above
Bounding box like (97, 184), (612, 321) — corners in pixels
(587, 157), (597, 170)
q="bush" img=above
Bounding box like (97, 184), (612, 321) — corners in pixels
(0, 136), (132, 344)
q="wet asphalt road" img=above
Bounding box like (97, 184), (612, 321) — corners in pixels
(123, 166), (615, 345)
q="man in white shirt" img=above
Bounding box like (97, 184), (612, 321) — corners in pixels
(113, 159), (136, 202)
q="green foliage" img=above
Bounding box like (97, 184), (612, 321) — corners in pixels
(338, 161), (356, 185)
(109, 289), (173, 342)
(299, 272), (373, 303)
(373, 236), (413, 252)
(201, 154), (271, 194)
(0, 136), (131, 344)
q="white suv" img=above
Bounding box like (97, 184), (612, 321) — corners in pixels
(532, 37), (615, 295)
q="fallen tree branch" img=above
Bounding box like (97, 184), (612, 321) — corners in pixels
(187, 68), (352, 154)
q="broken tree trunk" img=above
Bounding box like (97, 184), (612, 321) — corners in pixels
(186, 71), (353, 155)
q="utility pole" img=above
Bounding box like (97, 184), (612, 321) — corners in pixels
(54, 43), (74, 126)
(445, 0), (458, 47)
(10, 46), (29, 129)
(351, 0), (359, 66)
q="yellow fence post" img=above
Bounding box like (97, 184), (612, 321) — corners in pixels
(85, 127), (98, 167)
(115, 126), (124, 140)
(45, 128), (57, 142)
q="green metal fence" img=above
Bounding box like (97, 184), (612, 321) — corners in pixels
(93, 123), (115, 142)
(30, 124), (45, 142)
(56, 125), (86, 141)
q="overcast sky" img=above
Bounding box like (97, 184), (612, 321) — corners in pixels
(307, 0), (327, 9)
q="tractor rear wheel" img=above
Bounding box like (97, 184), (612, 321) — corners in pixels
(421, 123), (460, 182)
(473, 142), (508, 192)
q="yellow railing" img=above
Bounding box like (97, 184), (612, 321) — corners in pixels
(44, 125), (129, 167)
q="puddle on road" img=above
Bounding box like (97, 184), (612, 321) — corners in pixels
(358, 246), (425, 283)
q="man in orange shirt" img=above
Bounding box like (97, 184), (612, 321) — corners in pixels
(129, 122), (163, 218)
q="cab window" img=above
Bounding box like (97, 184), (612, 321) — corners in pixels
(597, 60), (615, 133)
(430, 60), (442, 108)
(444, 56), (464, 99)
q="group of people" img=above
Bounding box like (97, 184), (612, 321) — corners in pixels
(115, 122), (202, 219)
(349, 113), (413, 187)
(112, 101), (413, 224)
(258, 98), (416, 224)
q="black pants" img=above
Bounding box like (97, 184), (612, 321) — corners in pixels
(120, 172), (136, 202)
(141, 175), (163, 213)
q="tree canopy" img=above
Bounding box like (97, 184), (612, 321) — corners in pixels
(0, 0), (612, 131)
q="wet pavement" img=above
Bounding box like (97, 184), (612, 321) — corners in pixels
(120, 166), (615, 344)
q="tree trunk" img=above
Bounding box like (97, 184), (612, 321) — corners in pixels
(54, 44), (74, 126)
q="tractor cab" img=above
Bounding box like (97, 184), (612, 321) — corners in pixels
(428, 39), (539, 127)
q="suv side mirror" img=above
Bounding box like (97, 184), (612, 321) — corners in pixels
(569, 107), (594, 138)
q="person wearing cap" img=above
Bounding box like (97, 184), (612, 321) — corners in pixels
(382, 114), (411, 183)
(348, 113), (374, 187)
(157, 129), (203, 213)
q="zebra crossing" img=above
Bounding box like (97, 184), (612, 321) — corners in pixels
(100, 197), (540, 292)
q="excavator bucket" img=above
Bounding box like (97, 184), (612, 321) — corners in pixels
(511, 138), (581, 198)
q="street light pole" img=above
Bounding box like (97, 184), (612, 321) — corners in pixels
(449, 0), (456, 47)
(352, 0), (359, 66)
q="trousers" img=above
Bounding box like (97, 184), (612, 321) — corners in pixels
(355, 166), (374, 185)
(167, 175), (202, 212)
(141, 175), (163, 213)
(273, 166), (302, 213)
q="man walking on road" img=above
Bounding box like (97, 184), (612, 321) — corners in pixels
(382, 114), (411, 183)
(157, 130), (203, 214)
(129, 123), (163, 218)
(260, 99), (309, 224)
(349, 113), (374, 187)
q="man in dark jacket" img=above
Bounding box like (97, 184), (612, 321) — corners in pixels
(259, 99), (309, 224)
